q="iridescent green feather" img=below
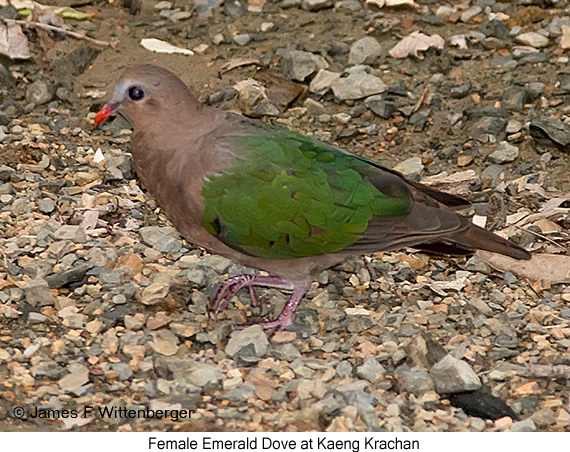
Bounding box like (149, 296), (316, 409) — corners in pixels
(201, 127), (412, 259)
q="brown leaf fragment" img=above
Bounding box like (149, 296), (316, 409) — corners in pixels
(254, 70), (306, 112)
(486, 193), (507, 231)
(0, 21), (31, 59)
(476, 251), (570, 284)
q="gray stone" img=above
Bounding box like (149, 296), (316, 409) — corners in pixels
(488, 141), (519, 164)
(510, 418), (537, 432)
(28, 312), (48, 323)
(226, 325), (269, 361)
(186, 363), (223, 387)
(450, 83), (471, 99)
(26, 80), (53, 105)
(0, 165), (14, 182)
(45, 263), (93, 289)
(281, 50), (329, 82)
(331, 70), (388, 100)
(480, 164), (505, 188)
(430, 355), (481, 393)
(364, 95), (398, 118)
(531, 408), (557, 427)
(52, 225), (87, 243)
(348, 37), (383, 65)
(309, 69), (341, 94)
(271, 343), (301, 361)
(466, 297), (493, 315)
(460, 6), (482, 22)
(515, 32), (549, 48)
(139, 226), (182, 254)
(234, 79), (279, 117)
(393, 156), (424, 178)
(58, 364), (89, 392)
(38, 199), (56, 213)
(336, 360), (353, 378)
(22, 278), (57, 307)
(394, 366), (435, 394)
(302, 0), (333, 11)
(479, 19), (510, 40)
(223, 383), (256, 402)
(501, 86), (528, 111)
(233, 33), (251, 46)
(356, 356), (384, 383)
(11, 197), (28, 216)
(471, 116), (506, 137)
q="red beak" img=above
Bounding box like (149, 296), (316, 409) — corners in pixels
(94, 101), (121, 125)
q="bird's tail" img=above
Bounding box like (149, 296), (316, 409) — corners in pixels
(419, 223), (531, 260)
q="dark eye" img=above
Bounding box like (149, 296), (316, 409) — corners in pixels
(128, 86), (145, 101)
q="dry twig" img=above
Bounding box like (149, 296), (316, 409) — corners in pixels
(1, 17), (118, 48)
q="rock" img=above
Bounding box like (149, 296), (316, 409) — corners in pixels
(450, 83), (471, 99)
(52, 225), (87, 243)
(488, 141), (519, 164)
(140, 273), (175, 305)
(309, 69), (341, 94)
(501, 86), (528, 111)
(348, 37), (383, 65)
(26, 80), (53, 105)
(233, 33), (251, 46)
(331, 68), (388, 100)
(186, 363), (223, 387)
(460, 6), (482, 22)
(471, 116), (506, 138)
(234, 79), (279, 117)
(479, 19), (510, 40)
(336, 360), (353, 378)
(393, 156), (424, 178)
(226, 325), (269, 364)
(356, 356), (384, 383)
(430, 355), (481, 393)
(531, 407), (557, 427)
(139, 226), (182, 254)
(302, 0), (333, 11)
(515, 32), (550, 48)
(510, 418), (537, 432)
(151, 330), (179, 356)
(22, 278), (57, 307)
(281, 50), (329, 82)
(364, 95), (398, 118)
(45, 263), (93, 289)
(58, 364), (89, 392)
(480, 164), (505, 188)
(394, 366), (435, 395)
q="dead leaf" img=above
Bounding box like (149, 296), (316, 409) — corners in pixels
(486, 193), (507, 231)
(366, 0), (418, 7)
(477, 251), (570, 284)
(220, 58), (260, 74)
(421, 170), (478, 197)
(389, 31), (445, 59)
(140, 38), (194, 56)
(0, 21), (30, 59)
(254, 70), (305, 112)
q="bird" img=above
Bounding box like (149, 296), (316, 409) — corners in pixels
(95, 64), (531, 331)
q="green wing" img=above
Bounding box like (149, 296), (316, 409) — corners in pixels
(201, 126), (412, 259)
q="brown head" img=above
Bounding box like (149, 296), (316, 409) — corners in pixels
(95, 65), (201, 128)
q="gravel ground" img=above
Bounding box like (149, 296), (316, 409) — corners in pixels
(0, 0), (570, 432)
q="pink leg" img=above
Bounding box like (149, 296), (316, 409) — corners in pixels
(210, 274), (308, 331)
(211, 274), (295, 313)
(233, 287), (308, 331)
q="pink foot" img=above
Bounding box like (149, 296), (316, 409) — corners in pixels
(210, 275), (307, 331)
